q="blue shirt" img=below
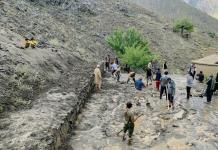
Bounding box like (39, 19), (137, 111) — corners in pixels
(135, 79), (145, 91)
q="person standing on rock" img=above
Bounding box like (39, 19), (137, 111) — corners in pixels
(160, 71), (169, 100)
(167, 78), (176, 110)
(205, 74), (215, 103)
(186, 72), (194, 100)
(94, 65), (102, 91)
(189, 64), (196, 79)
(123, 102), (135, 145)
(115, 65), (121, 82)
(155, 68), (162, 90)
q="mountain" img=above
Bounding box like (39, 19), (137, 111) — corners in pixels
(184, 0), (218, 19)
(132, 0), (218, 31)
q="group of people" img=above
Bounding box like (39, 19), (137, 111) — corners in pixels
(94, 58), (218, 145)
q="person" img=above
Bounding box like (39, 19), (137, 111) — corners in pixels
(24, 37), (38, 48)
(115, 57), (119, 65)
(127, 70), (136, 84)
(105, 55), (110, 71)
(167, 78), (176, 110)
(111, 61), (118, 76)
(94, 65), (102, 91)
(186, 72), (193, 100)
(148, 61), (153, 69)
(146, 68), (153, 85)
(115, 65), (121, 82)
(163, 61), (168, 72)
(155, 68), (162, 90)
(124, 64), (131, 73)
(196, 71), (204, 83)
(214, 73), (218, 93)
(135, 77), (146, 105)
(123, 102), (135, 145)
(189, 64), (196, 79)
(205, 74), (215, 103)
(160, 71), (169, 100)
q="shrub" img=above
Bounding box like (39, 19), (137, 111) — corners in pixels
(121, 46), (155, 69)
(107, 27), (155, 68)
(208, 32), (216, 38)
(173, 19), (194, 36)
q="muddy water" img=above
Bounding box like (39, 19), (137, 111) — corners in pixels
(66, 73), (218, 150)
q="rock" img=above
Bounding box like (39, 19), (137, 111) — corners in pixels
(173, 109), (187, 120)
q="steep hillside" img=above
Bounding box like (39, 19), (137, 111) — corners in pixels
(0, 0), (218, 113)
(184, 0), (218, 19)
(132, 0), (218, 31)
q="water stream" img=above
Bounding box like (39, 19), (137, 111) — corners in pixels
(64, 72), (218, 150)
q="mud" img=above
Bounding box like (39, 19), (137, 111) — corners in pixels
(66, 72), (218, 150)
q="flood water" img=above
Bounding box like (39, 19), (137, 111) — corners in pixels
(64, 72), (218, 150)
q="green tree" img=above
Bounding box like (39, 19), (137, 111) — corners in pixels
(173, 19), (194, 37)
(107, 27), (157, 69)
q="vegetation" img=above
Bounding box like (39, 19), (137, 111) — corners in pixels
(208, 32), (216, 38)
(107, 27), (156, 69)
(173, 19), (194, 37)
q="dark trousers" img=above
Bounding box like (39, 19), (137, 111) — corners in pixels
(186, 86), (191, 99)
(160, 86), (167, 100)
(207, 95), (212, 102)
(116, 72), (120, 82)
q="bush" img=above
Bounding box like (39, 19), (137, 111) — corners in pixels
(121, 46), (154, 69)
(107, 27), (155, 68)
(208, 32), (216, 38)
(173, 19), (194, 36)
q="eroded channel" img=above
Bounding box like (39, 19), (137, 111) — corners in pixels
(64, 73), (218, 150)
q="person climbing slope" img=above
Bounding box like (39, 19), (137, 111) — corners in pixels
(123, 102), (135, 145)
(94, 65), (102, 91)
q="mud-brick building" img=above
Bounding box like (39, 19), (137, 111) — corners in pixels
(192, 54), (218, 76)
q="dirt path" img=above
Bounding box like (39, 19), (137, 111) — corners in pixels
(66, 72), (218, 150)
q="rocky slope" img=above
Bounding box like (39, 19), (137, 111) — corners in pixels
(0, 0), (217, 113)
(184, 0), (218, 19)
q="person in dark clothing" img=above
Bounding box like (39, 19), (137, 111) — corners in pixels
(205, 75), (215, 103)
(124, 64), (130, 73)
(163, 61), (168, 72)
(135, 77), (145, 91)
(196, 71), (204, 83)
(115, 58), (119, 65)
(146, 68), (153, 85)
(214, 73), (218, 93)
(160, 71), (169, 100)
(155, 68), (162, 90)
(105, 55), (110, 71)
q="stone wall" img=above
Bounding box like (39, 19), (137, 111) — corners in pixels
(47, 64), (104, 150)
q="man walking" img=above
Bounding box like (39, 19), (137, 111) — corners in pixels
(167, 78), (176, 110)
(123, 102), (135, 145)
(94, 65), (102, 91)
(160, 71), (169, 100)
(155, 68), (162, 90)
(186, 72), (193, 100)
(127, 70), (136, 84)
